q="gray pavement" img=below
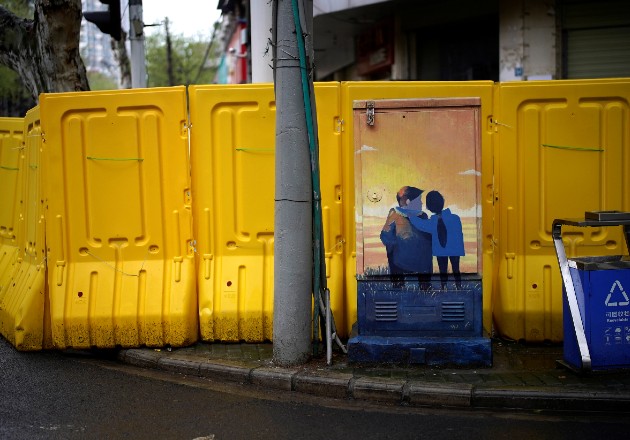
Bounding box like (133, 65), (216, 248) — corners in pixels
(118, 339), (630, 412)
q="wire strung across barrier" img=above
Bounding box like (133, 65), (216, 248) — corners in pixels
(84, 248), (149, 277)
(542, 144), (604, 152)
(86, 156), (144, 162)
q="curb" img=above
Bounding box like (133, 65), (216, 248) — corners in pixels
(407, 382), (473, 408)
(471, 388), (630, 412)
(118, 349), (630, 412)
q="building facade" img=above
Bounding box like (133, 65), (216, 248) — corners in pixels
(215, 0), (630, 83)
(216, 0), (251, 84)
(80, 0), (120, 84)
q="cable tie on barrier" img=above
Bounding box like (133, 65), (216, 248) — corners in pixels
(0, 166), (19, 171)
(493, 120), (512, 129)
(541, 144), (604, 152)
(332, 238), (345, 251)
(87, 156), (144, 162)
(38, 256), (47, 269)
(29, 164), (38, 169)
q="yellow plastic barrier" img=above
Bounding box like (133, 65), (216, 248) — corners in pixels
(0, 109), (49, 350)
(189, 83), (345, 341)
(493, 78), (630, 342)
(40, 87), (198, 349)
(339, 82), (497, 334)
(0, 117), (23, 291)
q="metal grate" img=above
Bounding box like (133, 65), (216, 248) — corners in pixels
(441, 302), (465, 322)
(375, 301), (398, 321)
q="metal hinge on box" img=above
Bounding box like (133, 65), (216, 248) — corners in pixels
(366, 101), (375, 126)
(335, 117), (344, 132)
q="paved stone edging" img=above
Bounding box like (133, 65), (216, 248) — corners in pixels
(119, 349), (630, 412)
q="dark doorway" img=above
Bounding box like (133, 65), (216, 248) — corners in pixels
(416, 14), (499, 81)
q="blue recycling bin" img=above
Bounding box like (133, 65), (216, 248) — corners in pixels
(553, 212), (630, 372)
(563, 256), (630, 370)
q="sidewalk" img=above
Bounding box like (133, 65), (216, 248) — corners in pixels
(118, 339), (630, 412)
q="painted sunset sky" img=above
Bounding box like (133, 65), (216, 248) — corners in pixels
(355, 104), (482, 275)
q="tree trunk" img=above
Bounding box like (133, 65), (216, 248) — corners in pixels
(0, 0), (89, 101)
(165, 18), (175, 87)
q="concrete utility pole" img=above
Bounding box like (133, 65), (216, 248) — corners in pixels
(129, 0), (147, 88)
(272, 0), (313, 366)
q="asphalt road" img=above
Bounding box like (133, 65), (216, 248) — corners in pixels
(1, 337), (629, 440)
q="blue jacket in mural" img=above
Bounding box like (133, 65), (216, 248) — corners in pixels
(409, 208), (465, 257)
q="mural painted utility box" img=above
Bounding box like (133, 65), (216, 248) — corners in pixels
(348, 98), (491, 366)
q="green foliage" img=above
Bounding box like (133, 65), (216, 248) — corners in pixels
(87, 70), (118, 91)
(145, 27), (218, 87)
(0, 0), (34, 19)
(0, 65), (35, 116)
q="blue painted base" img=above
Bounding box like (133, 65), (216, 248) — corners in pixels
(347, 335), (492, 367)
(356, 279), (484, 337)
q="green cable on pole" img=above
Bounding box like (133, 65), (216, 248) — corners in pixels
(291, 0), (326, 355)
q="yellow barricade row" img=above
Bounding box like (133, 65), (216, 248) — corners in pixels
(493, 78), (630, 342)
(40, 87), (198, 349)
(1, 79), (629, 350)
(189, 83), (344, 341)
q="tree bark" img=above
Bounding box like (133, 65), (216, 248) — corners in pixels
(165, 18), (175, 87)
(0, 0), (89, 101)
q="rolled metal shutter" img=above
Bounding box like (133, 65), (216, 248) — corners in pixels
(563, 0), (630, 78)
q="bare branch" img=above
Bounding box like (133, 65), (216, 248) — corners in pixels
(0, 5), (34, 71)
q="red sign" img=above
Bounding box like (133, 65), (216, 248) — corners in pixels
(356, 19), (395, 76)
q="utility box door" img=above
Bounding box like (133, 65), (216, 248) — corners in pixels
(353, 98), (482, 278)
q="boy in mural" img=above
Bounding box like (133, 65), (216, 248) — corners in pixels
(409, 190), (464, 290)
(380, 186), (433, 287)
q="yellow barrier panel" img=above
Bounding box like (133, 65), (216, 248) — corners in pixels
(339, 82), (496, 335)
(40, 87), (198, 349)
(0, 109), (49, 350)
(189, 83), (344, 341)
(493, 78), (630, 342)
(0, 117), (23, 292)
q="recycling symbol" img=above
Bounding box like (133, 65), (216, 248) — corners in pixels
(605, 280), (630, 307)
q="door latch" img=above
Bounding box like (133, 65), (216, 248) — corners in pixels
(366, 101), (375, 126)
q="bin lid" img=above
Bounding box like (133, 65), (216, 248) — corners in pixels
(568, 255), (630, 271)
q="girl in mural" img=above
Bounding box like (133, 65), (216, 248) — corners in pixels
(380, 186), (433, 287)
(409, 190), (464, 290)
